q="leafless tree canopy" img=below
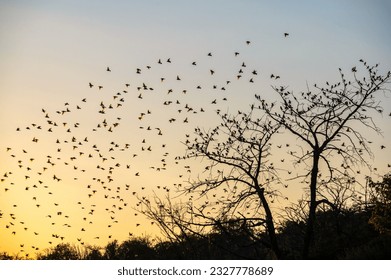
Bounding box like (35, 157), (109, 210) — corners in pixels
(139, 61), (390, 259)
(260, 61), (390, 179)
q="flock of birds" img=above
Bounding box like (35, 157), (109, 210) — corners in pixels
(0, 33), (389, 258)
(0, 38), (279, 257)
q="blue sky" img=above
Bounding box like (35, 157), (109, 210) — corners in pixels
(0, 0), (390, 256)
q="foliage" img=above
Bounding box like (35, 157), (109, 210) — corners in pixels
(369, 173), (391, 234)
(37, 243), (81, 260)
(16, 195), (391, 260)
(0, 251), (16, 260)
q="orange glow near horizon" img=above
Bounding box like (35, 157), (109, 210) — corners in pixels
(1, 1), (391, 259)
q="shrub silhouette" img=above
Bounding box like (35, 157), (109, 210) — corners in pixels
(37, 243), (80, 260)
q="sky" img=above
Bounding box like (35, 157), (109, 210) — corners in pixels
(0, 0), (391, 258)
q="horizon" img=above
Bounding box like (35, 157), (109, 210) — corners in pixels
(1, 0), (391, 258)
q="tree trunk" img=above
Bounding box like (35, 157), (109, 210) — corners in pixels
(258, 187), (281, 259)
(303, 151), (320, 259)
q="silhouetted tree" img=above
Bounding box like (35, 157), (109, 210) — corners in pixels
(37, 243), (80, 260)
(258, 61), (390, 258)
(84, 245), (103, 260)
(184, 107), (283, 257)
(0, 251), (15, 260)
(116, 237), (155, 259)
(139, 61), (390, 260)
(368, 173), (391, 234)
(140, 106), (282, 258)
(279, 207), (381, 259)
(103, 240), (119, 260)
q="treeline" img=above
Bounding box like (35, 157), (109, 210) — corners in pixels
(1, 209), (390, 260)
(2, 173), (390, 260)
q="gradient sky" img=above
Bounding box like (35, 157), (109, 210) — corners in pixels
(1, 0), (391, 257)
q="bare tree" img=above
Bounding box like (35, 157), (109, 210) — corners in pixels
(139, 194), (265, 259)
(258, 61), (391, 258)
(139, 105), (283, 258)
(139, 61), (390, 259)
(177, 106), (283, 257)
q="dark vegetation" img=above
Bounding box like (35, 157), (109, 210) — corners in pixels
(1, 173), (390, 260)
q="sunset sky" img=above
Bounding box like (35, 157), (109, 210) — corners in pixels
(1, 0), (391, 257)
